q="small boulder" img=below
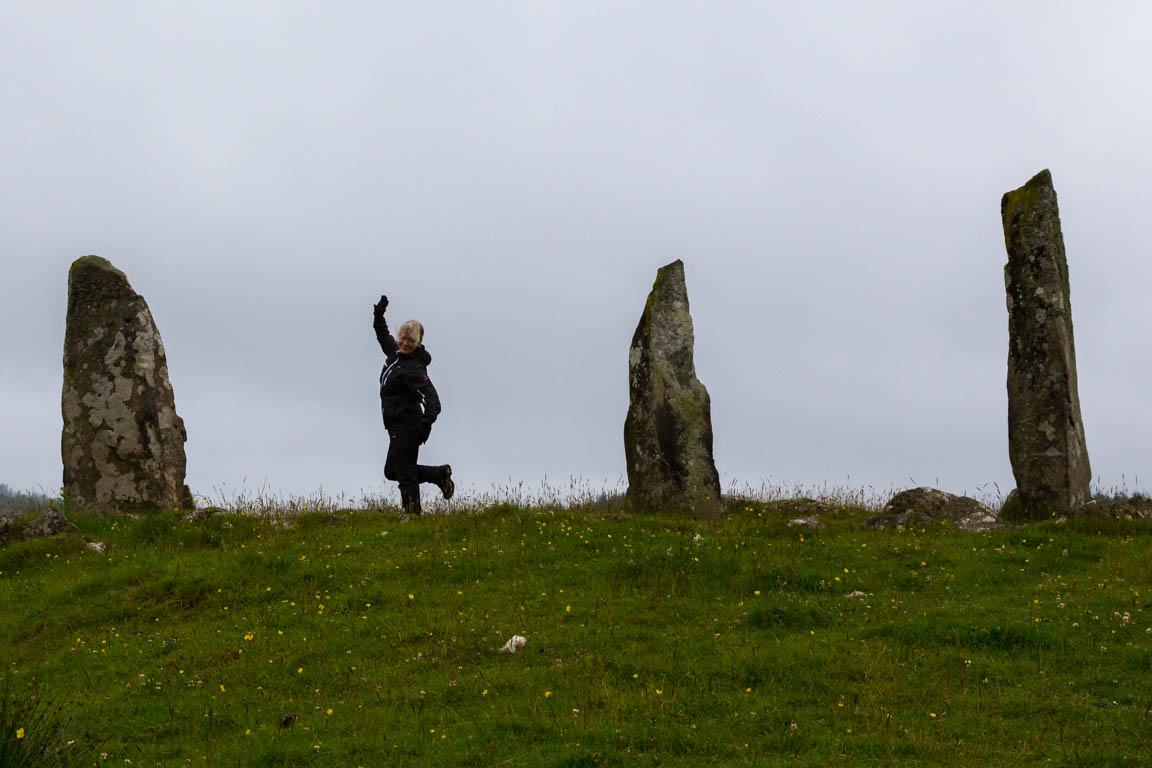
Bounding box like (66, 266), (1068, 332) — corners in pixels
(22, 509), (78, 539)
(886, 487), (987, 519)
(865, 487), (1002, 531)
(0, 515), (10, 543)
(184, 507), (222, 523)
(955, 512), (1007, 533)
(1077, 495), (1152, 520)
(764, 498), (835, 518)
(787, 517), (825, 528)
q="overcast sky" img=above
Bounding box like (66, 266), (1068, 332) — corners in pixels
(3, 2), (1149, 506)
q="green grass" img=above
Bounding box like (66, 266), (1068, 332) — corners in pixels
(3, 500), (1152, 766)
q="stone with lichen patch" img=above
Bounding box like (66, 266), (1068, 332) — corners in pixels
(764, 498), (836, 518)
(864, 487), (1002, 531)
(624, 260), (721, 517)
(1002, 170), (1091, 517)
(1075, 495), (1152, 520)
(21, 509), (77, 538)
(61, 256), (193, 514)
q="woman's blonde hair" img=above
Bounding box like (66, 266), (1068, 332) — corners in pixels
(397, 320), (424, 346)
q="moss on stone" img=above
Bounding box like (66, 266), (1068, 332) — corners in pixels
(70, 254), (125, 279)
(1000, 169), (1051, 231)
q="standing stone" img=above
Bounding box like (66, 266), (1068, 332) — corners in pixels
(1002, 170), (1091, 516)
(624, 260), (721, 516)
(62, 256), (193, 513)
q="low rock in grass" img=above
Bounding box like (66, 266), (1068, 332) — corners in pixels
(864, 487), (1003, 531)
(21, 509), (77, 539)
(1077, 495), (1152, 520)
(787, 517), (825, 528)
(0, 514), (10, 543)
(184, 507), (222, 522)
(764, 498), (835, 517)
(954, 511), (1006, 533)
(1002, 491), (1152, 522)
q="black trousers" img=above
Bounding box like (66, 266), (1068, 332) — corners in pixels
(384, 426), (439, 514)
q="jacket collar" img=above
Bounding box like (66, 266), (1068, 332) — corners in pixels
(397, 345), (432, 365)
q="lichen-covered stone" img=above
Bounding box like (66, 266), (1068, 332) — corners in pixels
(763, 498), (836, 518)
(624, 260), (721, 516)
(62, 256), (193, 513)
(1002, 170), (1091, 516)
(1048, 494), (1152, 521)
(864, 487), (1001, 531)
(22, 509), (77, 538)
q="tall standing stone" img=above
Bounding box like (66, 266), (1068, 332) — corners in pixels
(624, 260), (721, 516)
(1001, 170), (1091, 515)
(62, 256), (193, 513)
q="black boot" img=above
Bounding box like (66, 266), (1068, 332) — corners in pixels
(399, 484), (422, 517)
(436, 465), (455, 500)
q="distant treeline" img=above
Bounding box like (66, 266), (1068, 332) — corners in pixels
(0, 482), (51, 507)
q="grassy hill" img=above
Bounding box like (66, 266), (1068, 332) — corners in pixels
(2, 497), (1151, 766)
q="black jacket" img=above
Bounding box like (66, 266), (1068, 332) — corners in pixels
(374, 314), (441, 430)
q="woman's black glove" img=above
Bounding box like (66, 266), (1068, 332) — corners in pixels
(373, 295), (389, 316)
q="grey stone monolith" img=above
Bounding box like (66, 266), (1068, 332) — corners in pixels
(1002, 170), (1091, 516)
(624, 260), (721, 516)
(62, 256), (193, 513)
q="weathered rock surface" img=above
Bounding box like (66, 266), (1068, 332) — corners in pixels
(62, 256), (193, 514)
(1064, 494), (1152, 520)
(22, 509), (77, 538)
(1002, 170), (1091, 516)
(624, 260), (721, 516)
(184, 506), (221, 523)
(0, 515), (10, 543)
(865, 487), (1003, 532)
(764, 498), (836, 518)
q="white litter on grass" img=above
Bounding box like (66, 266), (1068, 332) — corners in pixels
(787, 518), (824, 528)
(499, 635), (528, 654)
(85, 540), (106, 552)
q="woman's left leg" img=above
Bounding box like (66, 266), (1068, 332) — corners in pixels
(386, 427), (423, 516)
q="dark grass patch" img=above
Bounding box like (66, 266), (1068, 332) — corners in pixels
(747, 600), (832, 632)
(0, 673), (94, 768)
(866, 616), (1060, 652)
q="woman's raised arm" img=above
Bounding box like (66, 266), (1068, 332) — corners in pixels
(372, 295), (397, 357)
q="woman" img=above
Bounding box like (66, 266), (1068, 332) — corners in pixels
(373, 294), (453, 516)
